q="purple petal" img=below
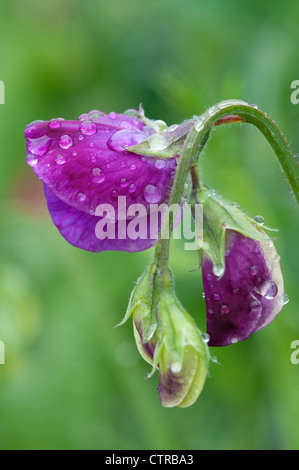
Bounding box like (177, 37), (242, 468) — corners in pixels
(25, 113), (176, 217)
(44, 185), (161, 252)
(202, 230), (284, 346)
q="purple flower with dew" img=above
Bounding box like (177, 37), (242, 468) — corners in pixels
(25, 110), (177, 252)
(202, 230), (284, 347)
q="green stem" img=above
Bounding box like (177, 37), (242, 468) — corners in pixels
(154, 99), (299, 280)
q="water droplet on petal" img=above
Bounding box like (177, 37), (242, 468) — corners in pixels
(207, 273), (213, 281)
(27, 135), (52, 156)
(48, 119), (61, 129)
(231, 337), (238, 344)
(212, 292), (222, 301)
(107, 129), (146, 152)
(27, 154), (38, 167)
(128, 183), (136, 193)
(109, 112), (118, 120)
(77, 192), (87, 202)
(250, 265), (258, 276)
(155, 159), (166, 169)
(171, 362), (182, 374)
(130, 163), (136, 170)
(284, 293), (290, 305)
(80, 121), (97, 136)
(262, 280), (278, 299)
(120, 178), (128, 188)
(144, 184), (162, 203)
(55, 155), (66, 165)
(220, 304), (230, 315)
(120, 121), (132, 129)
(92, 168), (105, 184)
(72, 150), (77, 156)
(59, 134), (73, 149)
(254, 215), (264, 225)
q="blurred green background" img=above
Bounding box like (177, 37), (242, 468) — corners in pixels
(0, 0), (299, 450)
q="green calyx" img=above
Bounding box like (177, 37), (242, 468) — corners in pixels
(194, 185), (270, 277)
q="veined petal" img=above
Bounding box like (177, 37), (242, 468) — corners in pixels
(25, 112), (176, 217)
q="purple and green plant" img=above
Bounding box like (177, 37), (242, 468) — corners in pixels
(25, 100), (299, 408)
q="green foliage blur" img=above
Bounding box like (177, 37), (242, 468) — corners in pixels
(0, 0), (299, 450)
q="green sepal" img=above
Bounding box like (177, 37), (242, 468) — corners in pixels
(116, 263), (158, 343)
(196, 186), (269, 277)
(127, 117), (195, 159)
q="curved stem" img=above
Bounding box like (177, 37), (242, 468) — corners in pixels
(193, 100), (299, 204)
(154, 100), (299, 281)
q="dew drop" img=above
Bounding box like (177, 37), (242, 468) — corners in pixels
(213, 264), (224, 277)
(120, 178), (129, 188)
(155, 159), (166, 169)
(167, 124), (179, 132)
(120, 121), (132, 129)
(59, 134), (73, 149)
(27, 135), (52, 156)
(130, 163), (136, 170)
(254, 215), (264, 225)
(201, 332), (210, 343)
(207, 309), (214, 316)
(48, 119), (61, 129)
(72, 150), (77, 157)
(284, 293), (290, 305)
(171, 362), (182, 374)
(128, 183), (136, 193)
(207, 273), (213, 281)
(212, 293), (222, 301)
(109, 112), (118, 120)
(77, 192), (87, 202)
(80, 121), (97, 136)
(92, 168), (105, 184)
(220, 304), (230, 315)
(27, 154), (38, 167)
(55, 155), (66, 165)
(143, 184), (162, 204)
(250, 265), (258, 276)
(231, 337), (238, 344)
(79, 113), (89, 121)
(211, 355), (221, 364)
(262, 280), (278, 299)
(107, 129), (146, 152)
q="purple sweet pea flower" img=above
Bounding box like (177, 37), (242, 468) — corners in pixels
(202, 229), (284, 346)
(25, 110), (177, 252)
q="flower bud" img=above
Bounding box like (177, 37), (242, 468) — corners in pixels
(197, 186), (285, 346)
(123, 267), (210, 408)
(155, 289), (210, 408)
